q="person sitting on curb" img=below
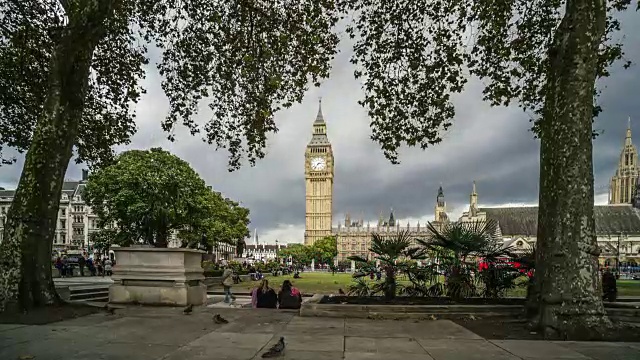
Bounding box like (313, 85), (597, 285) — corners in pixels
(278, 280), (302, 309)
(251, 279), (278, 308)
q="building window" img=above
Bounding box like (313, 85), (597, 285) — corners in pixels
(60, 219), (66, 228)
(61, 208), (66, 216)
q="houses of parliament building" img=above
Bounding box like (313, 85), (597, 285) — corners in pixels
(304, 104), (640, 264)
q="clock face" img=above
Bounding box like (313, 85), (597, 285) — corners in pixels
(311, 157), (326, 171)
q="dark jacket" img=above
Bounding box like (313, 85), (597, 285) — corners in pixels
(278, 288), (302, 309)
(256, 288), (278, 308)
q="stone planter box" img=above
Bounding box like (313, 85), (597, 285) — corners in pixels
(300, 295), (640, 323)
(300, 294), (525, 319)
(109, 247), (206, 306)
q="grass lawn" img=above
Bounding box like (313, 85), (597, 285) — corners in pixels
(220, 272), (640, 298)
(228, 272), (355, 294)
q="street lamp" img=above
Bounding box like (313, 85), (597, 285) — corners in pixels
(617, 232), (627, 278)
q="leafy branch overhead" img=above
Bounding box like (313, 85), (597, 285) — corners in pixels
(0, 0), (339, 170)
(0, 0), (634, 169)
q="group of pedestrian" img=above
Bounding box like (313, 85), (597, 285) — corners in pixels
(54, 254), (113, 278)
(220, 263), (303, 309)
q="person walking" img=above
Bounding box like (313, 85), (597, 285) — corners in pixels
(221, 264), (237, 304)
(78, 254), (86, 277)
(104, 258), (113, 276)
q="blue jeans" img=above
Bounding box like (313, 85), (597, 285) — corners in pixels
(224, 286), (236, 303)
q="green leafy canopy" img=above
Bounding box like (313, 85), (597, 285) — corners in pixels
(0, 0), (634, 168)
(83, 147), (249, 247)
(0, 0), (339, 170)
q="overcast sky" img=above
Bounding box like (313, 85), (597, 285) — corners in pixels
(1, 11), (639, 244)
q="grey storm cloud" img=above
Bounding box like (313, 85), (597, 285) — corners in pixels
(1, 11), (639, 243)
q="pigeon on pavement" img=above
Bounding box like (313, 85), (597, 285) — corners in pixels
(213, 314), (229, 324)
(261, 337), (285, 358)
(183, 304), (193, 315)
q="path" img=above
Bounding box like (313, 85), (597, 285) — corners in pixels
(1, 306), (639, 360)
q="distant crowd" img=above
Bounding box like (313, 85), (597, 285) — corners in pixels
(53, 254), (113, 278)
(219, 261), (303, 309)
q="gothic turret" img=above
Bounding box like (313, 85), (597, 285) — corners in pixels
(435, 185), (448, 222)
(470, 181), (479, 217)
(610, 117), (640, 204)
(388, 207), (395, 227)
(308, 99), (330, 146)
(437, 185), (445, 207)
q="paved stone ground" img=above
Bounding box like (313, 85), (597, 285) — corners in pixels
(2, 306), (640, 360)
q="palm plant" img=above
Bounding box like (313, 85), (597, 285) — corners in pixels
(420, 220), (507, 300)
(349, 230), (426, 300)
(348, 277), (372, 297)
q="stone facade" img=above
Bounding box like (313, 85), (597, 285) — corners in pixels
(610, 118), (640, 204)
(459, 182), (640, 266)
(333, 186), (449, 261)
(244, 244), (287, 261)
(0, 171), (193, 252)
(304, 100), (334, 246)
(0, 170), (107, 251)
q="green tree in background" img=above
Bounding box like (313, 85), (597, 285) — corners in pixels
(88, 228), (117, 256)
(178, 196), (250, 252)
(310, 236), (338, 265)
(279, 243), (312, 265)
(83, 148), (249, 249)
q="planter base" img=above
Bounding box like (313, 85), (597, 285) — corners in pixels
(108, 247), (207, 306)
(109, 281), (206, 306)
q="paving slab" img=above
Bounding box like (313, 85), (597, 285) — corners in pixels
(554, 341), (640, 360)
(418, 339), (519, 360)
(87, 316), (219, 346)
(262, 334), (344, 353)
(491, 340), (590, 359)
(251, 350), (343, 360)
(162, 345), (262, 360)
(411, 320), (483, 340)
(5, 307), (640, 360)
(345, 319), (414, 337)
(0, 324), (87, 348)
(189, 332), (273, 350)
(0, 324), (26, 332)
(345, 353), (434, 360)
(282, 317), (344, 335)
(345, 336), (428, 354)
(74, 342), (177, 360)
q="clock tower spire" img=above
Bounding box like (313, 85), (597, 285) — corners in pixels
(304, 99), (334, 245)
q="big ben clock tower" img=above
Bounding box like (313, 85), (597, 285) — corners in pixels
(304, 100), (334, 245)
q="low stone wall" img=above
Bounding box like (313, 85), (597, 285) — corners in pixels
(605, 303), (640, 325)
(109, 247), (207, 306)
(301, 295), (640, 323)
(300, 294), (524, 319)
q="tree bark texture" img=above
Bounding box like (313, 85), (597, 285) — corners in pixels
(535, 0), (608, 339)
(0, 1), (118, 312)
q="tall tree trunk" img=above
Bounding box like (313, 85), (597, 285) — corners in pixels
(0, 1), (118, 312)
(535, 0), (608, 339)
